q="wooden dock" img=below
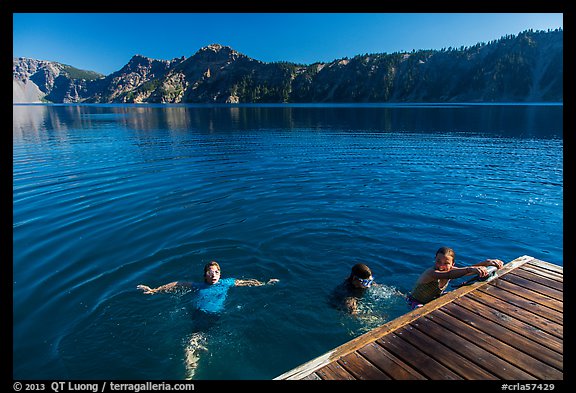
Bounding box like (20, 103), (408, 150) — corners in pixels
(275, 255), (563, 380)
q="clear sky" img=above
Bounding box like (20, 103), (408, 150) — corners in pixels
(13, 13), (563, 75)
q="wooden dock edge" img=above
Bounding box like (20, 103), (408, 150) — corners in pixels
(274, 255), (537, 380)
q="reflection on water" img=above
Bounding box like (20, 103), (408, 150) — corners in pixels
(14, 103), (563, 141)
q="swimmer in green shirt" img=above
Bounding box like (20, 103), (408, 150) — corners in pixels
(407, 247), (503, 308)
(137, 260), (279, 378)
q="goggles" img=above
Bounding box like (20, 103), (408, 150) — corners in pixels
(354, 276), (373, 287)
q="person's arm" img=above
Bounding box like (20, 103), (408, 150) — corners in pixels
(344, 296), (359, 315)
(235, 278), (280, 287)
(428, 266), (488, 280)
(137, 281), (192, 294)
(473, 258), (504, 269)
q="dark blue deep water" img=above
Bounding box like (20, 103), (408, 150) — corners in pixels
(13, 103), (563, 380)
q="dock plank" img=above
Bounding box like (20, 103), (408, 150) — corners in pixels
(397, 323), (498, 379)
(378, 333), (463, 379)
(435, 310), (537, 379)
(316, 362), (355, 380)
(522, 263), (563, 282)
(300, 372), (322, 380)
(501, 272), (563, 301)
(464, 292), (564, 346)
(511, 268), (563, 291)
(337, 352), (391, 380)
(479, 280), (564, 314)
(357, 342), (426, 380)
(442, 302), (563, 374)
(412, 314), (525, 379)
(527, 259), (563, 274)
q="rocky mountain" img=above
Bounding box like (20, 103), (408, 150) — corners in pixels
(13, 58), (104, 103)
(13, 29), (563, 104)
(84, 54), (186, 103)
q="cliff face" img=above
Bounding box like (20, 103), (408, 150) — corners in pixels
(13, 29), (563, 104)
(85, 55), (186, 103)
(13, 58), (104, 103)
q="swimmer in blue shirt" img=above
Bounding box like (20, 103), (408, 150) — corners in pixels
(137, 260), (278, 310)
(137, 261), (279, 378)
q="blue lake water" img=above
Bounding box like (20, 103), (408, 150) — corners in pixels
(12, 103), (563, 380)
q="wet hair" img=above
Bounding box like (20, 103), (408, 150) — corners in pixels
(349, 263), (372, 279)
(203, 261), (221, 275)
(435, 247), (456, 262)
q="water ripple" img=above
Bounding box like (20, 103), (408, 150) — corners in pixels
(13, 104), (563, 380)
